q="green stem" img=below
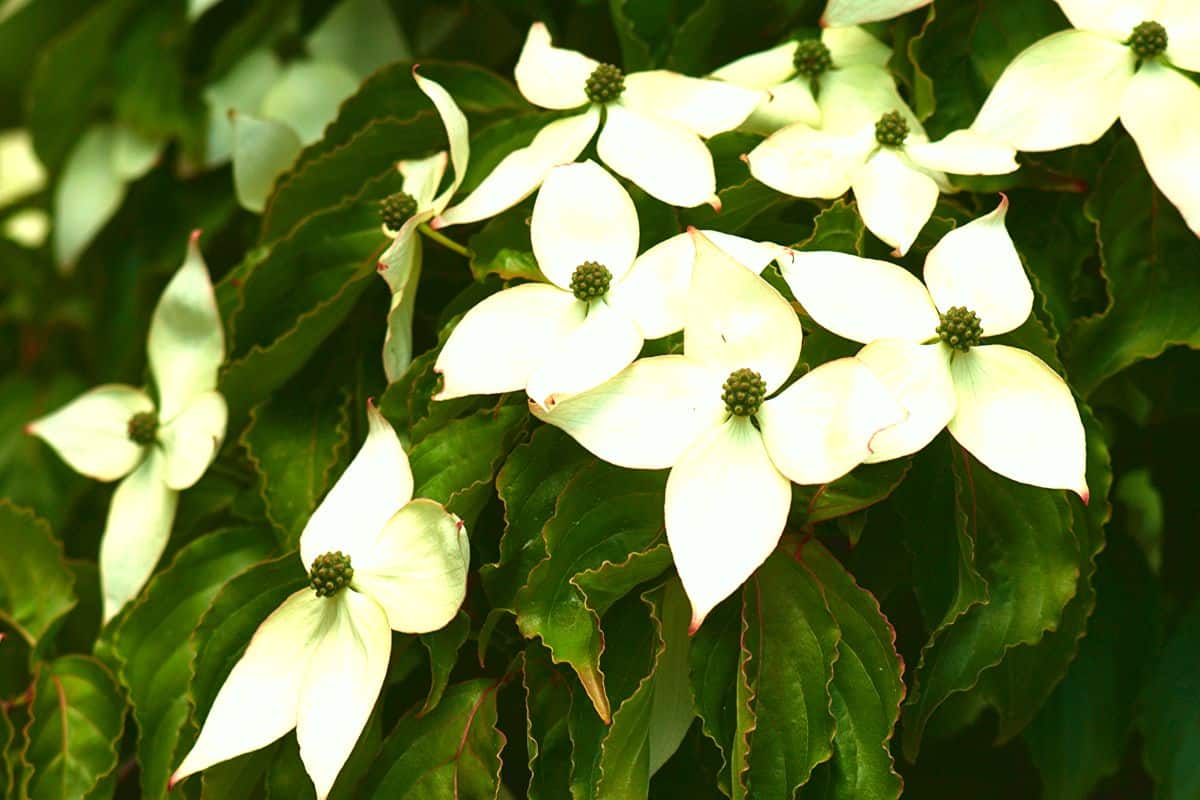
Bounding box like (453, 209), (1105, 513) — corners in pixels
(418, 224), (472, 259)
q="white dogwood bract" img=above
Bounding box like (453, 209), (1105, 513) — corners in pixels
(972, 0), (1200, 235)
(533, 230), (903, 630)
(781, 198), (1089, 498)
(821, 0), (932, 26)
(433, 162), (785, 410)
(26, 232), (227, 620)
(749, 77), (1018, 255)
(171, 403), (469, 800)
(376, 71), (469, 382)
(711, 27), (893, 133)
(432, 22), (763, 223)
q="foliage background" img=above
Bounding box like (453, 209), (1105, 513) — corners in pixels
(1, 0), (1198, 798)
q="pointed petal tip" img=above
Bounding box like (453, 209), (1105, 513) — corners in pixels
(189, 229), (203, 245)
(818, 13), (829, 27)
(376, 261), (387, 273)
(707, 195), (723, 212)
(411, 63), (421, 75)
(738, 153), (750, 164)
(687, 613), (704, 636)
(1078, 485), (1090, 505)
(22, 421), (34, 436)
(429, 216), (445, 230)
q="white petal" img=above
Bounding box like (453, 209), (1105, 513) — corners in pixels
(525, 301), (645, 411)
(621, 71), (764, 137)
(923, 197), (1033, 336)
(851, 148), (940, 256)
(1162, 0), (1200, 72)
(299, 403), (414, 569)
(665, 417), (791, 631)
(817, 65), (919, 135)
(0, 129), (46, 205)
(305, 0), (408, 81)
(531, 161), (639, 288)
(905, 128), (1019, 175)
(823, 26), (893, 68)
(513, 22), (598, 110)
(396, 152), (447, 214)
(26, 384), (153, 481)
(354, 499), (469, 633)
(202, 49), (283, 166)
(296, 590), (391, 800)
(855, 339), (956, 462)
(149, 232), (225, 421)
(1055, 0), (1155, 38)
(53, 125), (125, 269)
(779, 251), (938, 344)
(758, 357), (905, 485)
(1120, 60), (1200, 237)
(609, 230), (785, 340)
(948, 345), (1088, 498)
(414, 70), (470, 213)
(597, 104), (717, 208)
(743, 78), (822, 133)
(100, 448), (178, 621)
(747, 122), (872, 198)
(110, 126), (162, 181)
(973, 30), (1135, 151)
(159, 390), (227, 491)
(711, 41), (799, 89)
(230, 111), (303, 213)
(380, 236), (422, 383)
(685, 230), (803, 393)
(821, 0), (932, 26)
(259, 60), (359, 145)
(433, 283), (585, 400)
(171, 589), (325, 787)
(435, 109), (598, 228)
(531, 355), (726, 470)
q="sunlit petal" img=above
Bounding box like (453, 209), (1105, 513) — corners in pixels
(597, 104), (718, 208)
(526, 301), (644, 411)
(514, 22), (598, 110)
(26, 384), (153, 482)
(856, 339), (957, 462)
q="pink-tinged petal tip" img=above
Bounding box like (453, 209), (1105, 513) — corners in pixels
(429, 216), (446, 230)
(189, 229), (203, 244)
(687, 615), (703, 636)
(686, 225), (699, 236)
(411, 63), (422, 75)
(167, 773), (180, 791)
(738, 153), (750, 164)
(377, 261), (387, 273)
(1078, 486), (1090, 505)
(707, 195), (723, 213)
(818, 13), (830, 27)
(22, 422), (34, 435)
(366, 397), (378, 411)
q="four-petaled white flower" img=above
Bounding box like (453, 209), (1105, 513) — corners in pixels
(432, 22), (764, 225)
(534, 229), (903, 630)
(781, 197), (1089, 499)
(972, 0), (1200, 236)
(376, 71), (470, 382)
(821, 0), (932, 26)
(711, 26), (894, 134)
(26, 232), (227, 621)
(433, 161), (786, 410)
(749, 75), (1018, 255)
(171, 403), (469, 800)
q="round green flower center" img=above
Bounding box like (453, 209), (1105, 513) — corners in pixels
(309, 551), (354, 598)
(722, 368), (767, 417)
(569, 261), (612, 301)
(380, 192), (418, 231)
(585, 63), (625, 104)
(793, 39), (833, 78)
(1128, 20), (1168, 58)
(126, 411), (158, 446)
(875, 111), (909, 147)
(936, 306), (983, 352)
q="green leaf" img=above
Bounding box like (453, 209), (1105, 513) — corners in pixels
(791, 460), (912, 526)
(359, 679), (504, 798)
(1024, 530), (1161, 800)
(241, 356), (353, 549)
(901, 448), (1079, 759)
(523, 642), (574, 800)
(1063, 136), (1200, 395)
(419, 610), (471, 714)
(482, 426), (593, 613)
(1138, 598), (1200, 799)
(800, 541), (904, 800)
(689, 598), (742, 797)
(515, 462), (668, 722)
(735, 549), (840, 799)
(0, 501), (75, 647)
(21, 655), (125, 800)
(0, 703), (13, 798)
(112, 526), (276, 800)
(467, 207), (544, 283)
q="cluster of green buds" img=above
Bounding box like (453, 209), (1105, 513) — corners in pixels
(1128, 20), (1168, 59)
(722, 368), (767, 417)
(309, 551), (354, 598)
(380, 192), (418, 231)
(585, 63), (625, 104)
(793, 39), (833, 78)
(570, 261), (613, 301)
(126, 411), (159, 446)
(874, 111), (909, 147)
(936, 306), (984, 352)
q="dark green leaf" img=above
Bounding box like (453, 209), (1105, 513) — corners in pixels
(0, 501), (75, 647)
(419, 610), (471, 714)
(1138, 598), (1200, 799)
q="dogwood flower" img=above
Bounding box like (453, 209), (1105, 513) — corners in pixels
(376, 71), (469, 382)
(821, 0), (932, 26)
(972, 0), (1200, 235)
(26, 232), (226, 621)
(710, 26), (894, 133)
(432, 23), (763, 223)
(781, 198), (1089, 498)
(533, 230), (903, 630)
(434, 161), (785, 410)
(748, 81), (1018, 255)
(171, 403), (469, 800)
